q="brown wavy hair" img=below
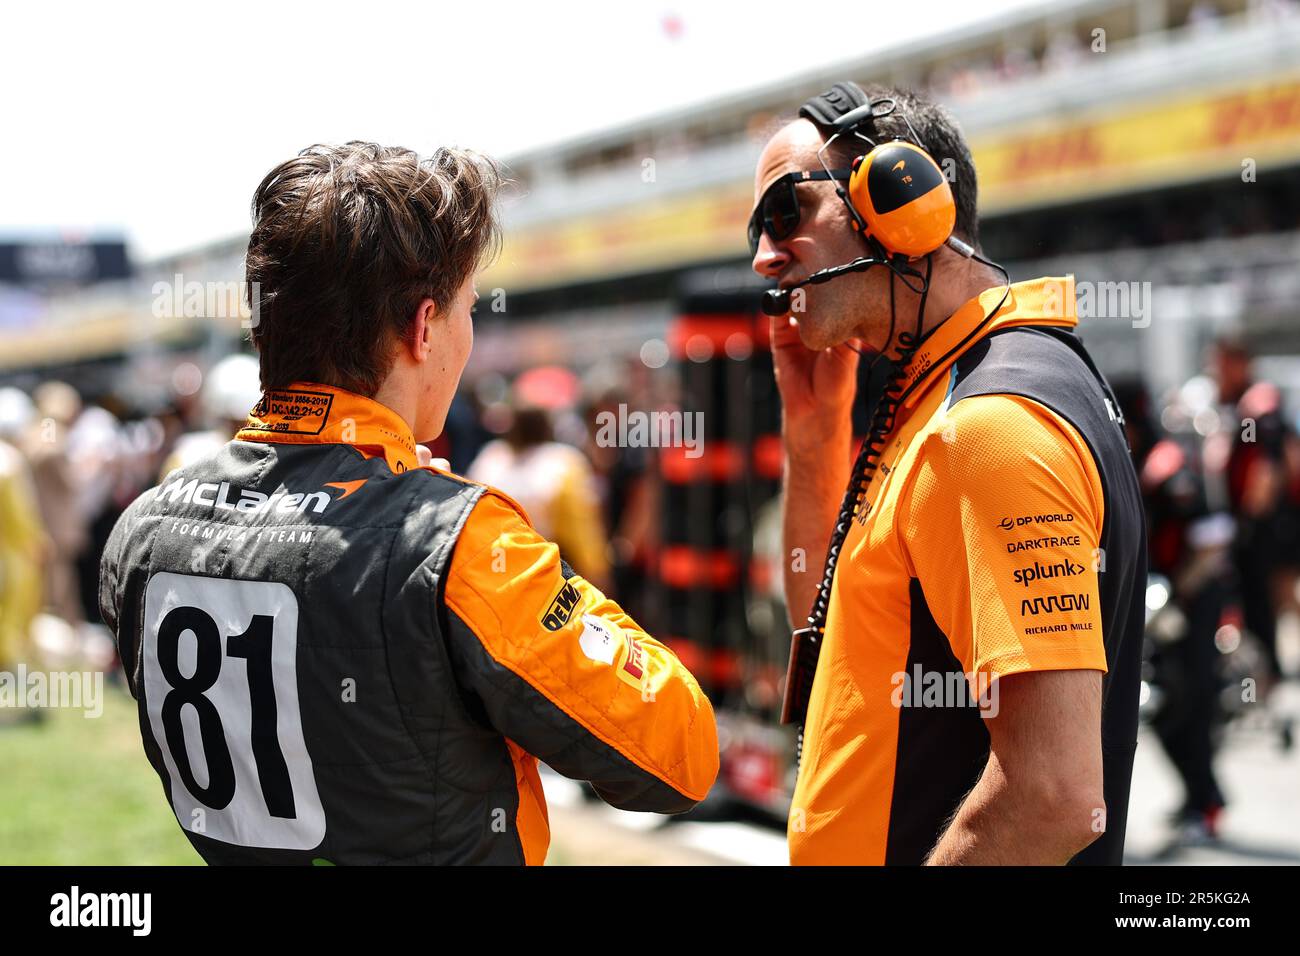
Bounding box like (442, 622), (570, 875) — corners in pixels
(245, 142), (503, 396)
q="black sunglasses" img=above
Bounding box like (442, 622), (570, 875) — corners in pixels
(747, 168), (852, 256)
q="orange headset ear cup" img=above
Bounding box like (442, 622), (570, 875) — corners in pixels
(847, 141), (955, 259)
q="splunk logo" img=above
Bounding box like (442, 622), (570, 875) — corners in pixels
(153, 476), (366, 516)
(1012, 559), (1086, 587)
(1020, 592), (1091, 616)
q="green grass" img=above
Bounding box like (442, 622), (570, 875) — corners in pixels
(0, 680), (202, 865)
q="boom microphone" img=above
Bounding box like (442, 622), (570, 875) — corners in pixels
(761, 255), (886, 316)
(760, 234), (978, 317)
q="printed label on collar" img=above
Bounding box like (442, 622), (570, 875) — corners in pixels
(247, 389), (334, 435)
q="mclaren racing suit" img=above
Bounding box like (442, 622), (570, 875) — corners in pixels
(99, 383), (718, 864)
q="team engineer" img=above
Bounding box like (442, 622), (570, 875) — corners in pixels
(751, 82), (1147, 865)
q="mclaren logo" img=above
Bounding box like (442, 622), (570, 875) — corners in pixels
(154, 476), (365, 515)
(1021, 593), (1091, 616)
(324, 479), (367, 500)
(541, 580), (583, 631)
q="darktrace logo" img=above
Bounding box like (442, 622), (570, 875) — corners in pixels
(1006, 534), (1081, 554)
(541, 580), (582, 631)
(1013, 559), (1086, 587)
(1021, 592), (1090, 616)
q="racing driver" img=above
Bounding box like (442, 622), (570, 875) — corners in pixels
(99, 142), (718, 865)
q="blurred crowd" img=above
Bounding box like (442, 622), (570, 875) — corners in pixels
(0, 378), (174, 719)
(1116, 337), (1300, 844)
(444, 360), (664, 622)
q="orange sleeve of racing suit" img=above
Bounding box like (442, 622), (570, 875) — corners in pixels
(899, 394), (1110, 682)
(442, 489), (719, 814)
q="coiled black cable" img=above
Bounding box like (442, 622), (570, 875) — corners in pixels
(806, 267), (924, 626)
(789, 257), (928, 764)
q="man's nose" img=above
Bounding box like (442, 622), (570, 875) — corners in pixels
(751, 233), (790, 278)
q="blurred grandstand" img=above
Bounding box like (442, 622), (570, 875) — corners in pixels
(4, 0), (1300, 399)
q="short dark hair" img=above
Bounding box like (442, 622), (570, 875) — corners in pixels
(807, 84), (980, 248)
(245, 142), (503, 396)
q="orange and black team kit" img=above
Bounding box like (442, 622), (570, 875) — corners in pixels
(759, 81), (1147, 865)
(99, 386), (718, 864)
(787, 276), (1148, 865)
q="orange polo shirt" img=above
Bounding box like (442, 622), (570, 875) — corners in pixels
(789, 276), (1111, 865)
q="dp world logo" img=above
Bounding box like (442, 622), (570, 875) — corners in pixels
(997, 517), (1014, 531)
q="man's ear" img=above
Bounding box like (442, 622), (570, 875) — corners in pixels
(407, 297), (437, 363)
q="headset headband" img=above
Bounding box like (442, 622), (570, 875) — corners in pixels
(797, 81), (961, 261)
(798, 81), (870, 130)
